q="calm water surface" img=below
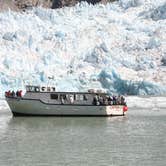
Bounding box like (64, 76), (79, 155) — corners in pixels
(0, 107), (166, 166)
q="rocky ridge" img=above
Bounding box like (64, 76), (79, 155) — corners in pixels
(0, 0), (116, 11)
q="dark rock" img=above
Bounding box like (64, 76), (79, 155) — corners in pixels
(52, 0), (63, 8)
(14, 0), (52, 9)
(51, 0), (116, 9)
(0, 0), (116, 11)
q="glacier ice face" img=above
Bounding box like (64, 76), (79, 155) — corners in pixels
(99, 69), (166, 95)
(119, 0), (142, 9)
(142, 2), (166, 21)
(0, 0), (166, 96)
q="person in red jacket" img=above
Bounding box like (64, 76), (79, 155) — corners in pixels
(18, 90), (22, 97)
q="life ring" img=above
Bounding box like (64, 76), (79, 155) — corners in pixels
(123, 106), (128, 112)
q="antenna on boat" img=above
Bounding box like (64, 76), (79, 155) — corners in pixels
(47, 76), (54, 88)
(22, 79), (26, 88)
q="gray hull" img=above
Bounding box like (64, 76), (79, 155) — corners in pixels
(6, 97), (126, 116)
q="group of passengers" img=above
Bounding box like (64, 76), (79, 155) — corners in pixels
(5, 90), (22, 98)
(92, 95), (126, 106)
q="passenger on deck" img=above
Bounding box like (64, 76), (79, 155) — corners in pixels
(120, 95), (125, 105)
(16, 90), (22, 97)
(92, 96), (96, 105)
(113, 95), (117, 105)
(11, 91), (15, 97)
(5, 91), (10, 97)
(7, 90), (11, 97)
(117, 95), (121, 105)
(99, 96), (103, 105)
(16, 90), (19, 97)
(60, 96), (64, 104)
(103, 97), (107, 105)
(20, 90), (22, 97)
(69, 95), (74, 104)
(92, 95), (99, 105)
(107, 96), (113, 105)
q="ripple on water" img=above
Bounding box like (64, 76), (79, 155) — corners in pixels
(0, 98), (166, 166)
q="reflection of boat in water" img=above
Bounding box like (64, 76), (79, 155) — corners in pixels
(5, 85), (128, 116)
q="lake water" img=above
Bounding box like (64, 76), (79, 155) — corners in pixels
(0, 98), (166, 166)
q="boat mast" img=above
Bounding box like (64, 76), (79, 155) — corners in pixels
(47, 76), (54, 88)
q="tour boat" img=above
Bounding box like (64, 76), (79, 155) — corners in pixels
(5, 85), (128, 116)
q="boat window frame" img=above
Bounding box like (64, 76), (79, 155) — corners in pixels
(35, 86), (40, 92)
(52, 87), (56, 92)
(83, 94), (88, 100)
(76, 94), (88, 101)
(60, 94), (67, 100)
(47, 87), (51, 92)
(50, 93), (59, 100)
(41, 87), (46, 92)
(26, 86), (40, 92)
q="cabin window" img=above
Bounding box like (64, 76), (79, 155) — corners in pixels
(79, 94), (84, 101)
(75, 94), (79, 101)
(69, 94), (74, 99)
(78, 94), (88, 101)
(60, 94), (67, 100)
(35, 87), (40, 92)
(83, 94), (88, 100)
(41, 87), (46, 91)
(29, 86), (35, 92)
(26, 86), (30, 92)
(50, 94), (58, 100)
(52, 87), (56, 92)
(47, 87), (51, 92)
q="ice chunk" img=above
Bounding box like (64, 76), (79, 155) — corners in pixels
(149, 3), (166, 21)
(141, 2), (166, 21)
(147, 37), (161, 49)
(2, 32), (17, 41)
(119, 0), (142, 9)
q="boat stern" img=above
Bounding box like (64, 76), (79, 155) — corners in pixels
(106, 105), (128, 116)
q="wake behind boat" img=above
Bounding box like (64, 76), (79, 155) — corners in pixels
(5, 85), (128, 116)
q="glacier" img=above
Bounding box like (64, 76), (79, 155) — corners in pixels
(0, 0), (166, 96)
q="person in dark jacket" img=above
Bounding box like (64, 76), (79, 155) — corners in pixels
(16, 90), (19, 97)
(11, 90), (15, 97)
(113, 95), (117, 105)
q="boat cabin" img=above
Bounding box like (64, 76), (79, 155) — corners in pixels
(5, 86), (126, 106)
(24, 85), (108, 105)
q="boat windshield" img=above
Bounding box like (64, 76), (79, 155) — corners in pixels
(26, 86), (56, 92)
(26, 86), (40, 92)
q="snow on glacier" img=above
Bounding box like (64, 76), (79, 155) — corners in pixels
(0, 0), (166, 96)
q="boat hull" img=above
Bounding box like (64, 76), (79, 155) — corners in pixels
(6, 97), (126, 116)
